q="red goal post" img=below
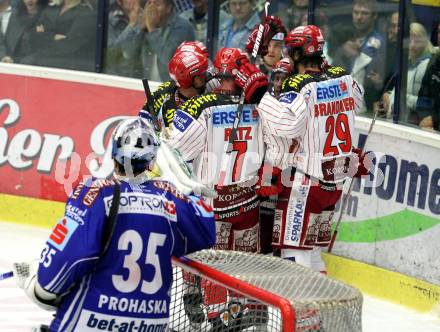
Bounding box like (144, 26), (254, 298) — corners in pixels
(170, 250), (363, 332)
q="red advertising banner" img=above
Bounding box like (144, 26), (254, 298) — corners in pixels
(0, 73), (145, 202)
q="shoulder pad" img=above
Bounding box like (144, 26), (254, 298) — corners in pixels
(154, 80), (176, 95)
(161, 98), (177, 128)
(142, 81), (176, 115)
(152, 180), (190, 202)
(281, 74), (315, 94)
(70, 178), (119, 208)
(279, 91), (300, 105)
(81, 178), (119, 207)
(180, 93), (219, 119)
(325, 66), (348, 78)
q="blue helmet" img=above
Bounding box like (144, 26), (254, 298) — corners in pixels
(111, 117), (159, 174)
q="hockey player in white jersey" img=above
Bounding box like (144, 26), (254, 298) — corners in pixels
(13, 117), (216, 331)
(139, 42), (209, 130)
(254, 24), (369, 272)
(167, 47), (266, 252)
(165, 47), (267, 330)
(259, 57), (293, 254)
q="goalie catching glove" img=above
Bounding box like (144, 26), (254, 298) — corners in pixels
(245, 16), (287, 57)
(13, 261), (58, 311)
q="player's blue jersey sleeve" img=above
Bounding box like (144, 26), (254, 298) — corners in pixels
(170, 193), (215, 257)
(37, 178), (110, 295)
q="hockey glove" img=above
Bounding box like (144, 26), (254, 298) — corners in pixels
(352, 147), (373, 177)
(245, 16), (286, 57)
(13, 261), (58, 311)
(256, 165), (284, 197)
(235, 62), (268, 104)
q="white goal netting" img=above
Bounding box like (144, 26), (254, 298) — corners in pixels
(169, 250), (362, 332)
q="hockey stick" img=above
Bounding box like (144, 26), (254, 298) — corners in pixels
(217, 1), (271, 187)
(140, 79), (160, 132)
(327, 110), (377, 253)
(328, 75), (396, 253)
(0, 271), (13, 281)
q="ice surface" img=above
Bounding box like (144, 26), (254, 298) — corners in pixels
(0, 222), (439, 331)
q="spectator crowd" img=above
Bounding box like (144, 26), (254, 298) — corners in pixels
(0, 0), (438, 131)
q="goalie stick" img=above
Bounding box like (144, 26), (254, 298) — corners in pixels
(217, 1), (271, 187)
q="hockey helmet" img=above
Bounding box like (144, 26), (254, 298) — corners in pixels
(272, 58), (293, 75)
(169, 50), (209, 89)
(111, 117), (159, 174)
(284, 25), (325, 57)
(213, 47), (248, 77)
(176, 40), (209, 58)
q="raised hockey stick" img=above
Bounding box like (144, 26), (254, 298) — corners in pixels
(217, 1), (271, 187)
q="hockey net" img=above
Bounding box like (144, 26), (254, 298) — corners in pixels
(170, 250), (362, 332)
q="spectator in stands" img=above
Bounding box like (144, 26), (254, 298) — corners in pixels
(384, 12), (399, 84)
(256, 32), (284, 75)
(276, 0), (308, 31)
(372, 11), (399, 118)
(180, 0), (230, 45)
(0, 0), (48, 64)
(331, 0), (386, 112)
(384, 23), (439, 130)
(30, 0), (96, 71)
(416, 47), (440, 131)
(130, 0), (195, 81)
(0, 0), (13, 40)
(433, 22), (439, 47)
(105, 0), (143, 77)
(218, 0), (259, 50)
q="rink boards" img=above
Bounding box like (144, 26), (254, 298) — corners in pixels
(0, 63), (439, 317)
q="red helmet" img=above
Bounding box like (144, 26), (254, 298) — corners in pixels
(213, 47), (248, 77)
(168, 50), (208, 89)
(284, 25), (325, 57)
(272, 58), (292, 74)
(176, 40), (209, 58)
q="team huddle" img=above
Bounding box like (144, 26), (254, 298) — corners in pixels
(142, 20), (368, 270)
(13, 16), (370, 332)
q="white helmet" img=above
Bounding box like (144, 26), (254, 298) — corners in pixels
(111, 117), (159, 175)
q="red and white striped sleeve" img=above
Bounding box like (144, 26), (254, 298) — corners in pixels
(167, 110), (207, 162)
(257, 92), (307, 139)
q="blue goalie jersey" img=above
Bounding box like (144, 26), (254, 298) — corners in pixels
(37, 178), (216, 331)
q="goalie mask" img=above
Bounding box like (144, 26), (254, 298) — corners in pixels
(111, 117), (159, 175)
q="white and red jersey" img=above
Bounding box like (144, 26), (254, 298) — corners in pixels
(258, 66), (364, 183)
(167, 92), (264, 189)
(257, 91), (307, 170)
